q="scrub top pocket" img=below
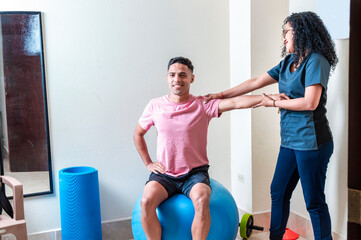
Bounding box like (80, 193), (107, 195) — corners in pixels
(280, 112), (318, 150)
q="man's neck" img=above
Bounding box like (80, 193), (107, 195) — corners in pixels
(169, 93), (191, 103)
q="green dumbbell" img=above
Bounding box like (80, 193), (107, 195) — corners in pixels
(239, 213), (264, 239)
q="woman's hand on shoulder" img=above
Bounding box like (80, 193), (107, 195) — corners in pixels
(203, 92), (223, 104)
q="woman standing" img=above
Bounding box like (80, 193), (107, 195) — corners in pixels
(205, 12), (338, 240)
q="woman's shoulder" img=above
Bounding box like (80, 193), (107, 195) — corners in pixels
(306, 52), (329, 66)
(299, 53), (330, 73)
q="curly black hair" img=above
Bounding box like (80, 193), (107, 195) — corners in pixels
(282, 11), (338, 71)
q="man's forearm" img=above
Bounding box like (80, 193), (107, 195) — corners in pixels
(233, 95), (262, 109)
(134, 134), (152, 167)
(218, 95), (262, 113)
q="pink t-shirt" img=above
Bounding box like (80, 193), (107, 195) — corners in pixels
(139, 94), (221, 177)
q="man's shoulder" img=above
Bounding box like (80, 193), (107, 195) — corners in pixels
(192, 95), (221, 114)
(193, 95), (221, 104)
(148, 95), (168, 105)
(192, 95), (206, 102)
(194, 95), (221, 103)
(190, 95), (214, 107)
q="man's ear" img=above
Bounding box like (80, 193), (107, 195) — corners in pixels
(191, 74), (195, 83)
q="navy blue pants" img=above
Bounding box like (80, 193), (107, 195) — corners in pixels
(269, 141), (334, 240)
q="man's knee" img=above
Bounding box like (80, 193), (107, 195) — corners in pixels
(140, 195), (157, 211)
(193, 194), (210, 211)
(141, 181), (168, 212)
(141, 193), (166, 213)
(190, 185), (211, 212)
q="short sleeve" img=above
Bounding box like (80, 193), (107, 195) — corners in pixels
(305, 54), (330, 89)
(138, 100), (154, 131)
(202, 98), (222, 118)
(267, 61), (282, 81)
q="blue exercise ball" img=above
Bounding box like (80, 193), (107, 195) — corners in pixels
(131, 179), (239, 240)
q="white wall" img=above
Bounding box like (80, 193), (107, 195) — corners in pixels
(251, 0), (288, 213)
(229, 0), (253, 212)
(289, 0), (317, 12)
(229, 0), (288, 214)
(1, 0), (230, 234)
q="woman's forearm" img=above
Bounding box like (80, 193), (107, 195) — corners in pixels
(274, 97), (318, 111)
(272, 84), (322, 111)
(222, 73), (277, 98)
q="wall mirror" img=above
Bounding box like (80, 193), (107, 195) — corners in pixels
(0, 12), (53, 197)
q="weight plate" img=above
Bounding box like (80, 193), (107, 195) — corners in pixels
(239, 213), (253, 239)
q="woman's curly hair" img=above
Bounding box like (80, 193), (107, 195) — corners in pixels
(282, 11), (338, 71)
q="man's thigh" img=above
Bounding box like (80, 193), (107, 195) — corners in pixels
(142, 181), (168, 207)
(181, 170), (210, 197)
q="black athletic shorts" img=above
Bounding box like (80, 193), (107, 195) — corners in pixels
(146, 165), (210, 198)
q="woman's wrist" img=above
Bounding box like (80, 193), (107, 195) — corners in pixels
(273, 100), (276, 107)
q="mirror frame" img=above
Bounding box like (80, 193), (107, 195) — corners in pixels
(0, 11), (53, 197)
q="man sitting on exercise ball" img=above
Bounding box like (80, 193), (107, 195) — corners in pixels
(133, 56), (283, 240)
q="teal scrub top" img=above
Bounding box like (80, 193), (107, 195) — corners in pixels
(267, 53), (333, 150)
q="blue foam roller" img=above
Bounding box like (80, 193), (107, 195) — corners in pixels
(59, 166), (102, 240)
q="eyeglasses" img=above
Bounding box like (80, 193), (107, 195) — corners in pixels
(282, 28), (293, 37)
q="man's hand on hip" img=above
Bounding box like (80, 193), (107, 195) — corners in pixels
(147, 162), (166, 174)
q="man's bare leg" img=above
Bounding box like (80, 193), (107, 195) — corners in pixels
(140, 181), (168, 240)
(189, 183), (211, 240)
